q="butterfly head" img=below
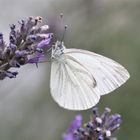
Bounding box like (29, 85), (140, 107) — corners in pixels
(51, 41), (66, 60)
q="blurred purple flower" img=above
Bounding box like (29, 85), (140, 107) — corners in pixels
(63, 107), (122, 140)
(63, 115), (82, 140)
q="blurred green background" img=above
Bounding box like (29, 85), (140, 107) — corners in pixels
(0, 0), (139, 139)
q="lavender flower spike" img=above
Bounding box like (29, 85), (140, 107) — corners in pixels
(63, 107), (122, 140)
(63, 115), (82, 140)
(0, 16), (53, 80)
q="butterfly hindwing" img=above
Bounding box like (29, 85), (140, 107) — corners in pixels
(50, 54), (100, 110)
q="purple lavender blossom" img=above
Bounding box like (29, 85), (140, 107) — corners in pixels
(27, 35), (53, 64)
(0, 16), (53, 80)
(63, 107), (122, 140)
(27, 54), (48, 63)
(36, 34), (53, 50)
(63, 115), (82, 140)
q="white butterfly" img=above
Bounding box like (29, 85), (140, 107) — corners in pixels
(50, 41), (130, 110)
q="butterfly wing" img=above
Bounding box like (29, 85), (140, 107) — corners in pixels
(50, 54), (100, 110)
(64, 49), (130, 96)
(50, 48), (130, 110)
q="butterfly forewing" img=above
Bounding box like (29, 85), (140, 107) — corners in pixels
(65, 49), (130, 96)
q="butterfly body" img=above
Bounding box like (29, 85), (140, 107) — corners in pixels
(50, 41), (130, 110)
(51, 42), (65, 60)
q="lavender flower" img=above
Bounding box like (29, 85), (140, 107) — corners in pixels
(63, 107), (122, 140)
(0, 16), (53, 80)
(63, 115), (82, 140)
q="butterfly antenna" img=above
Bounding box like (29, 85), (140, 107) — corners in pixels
(59, 13), (67, 44)
(61, 25), (67, 43)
